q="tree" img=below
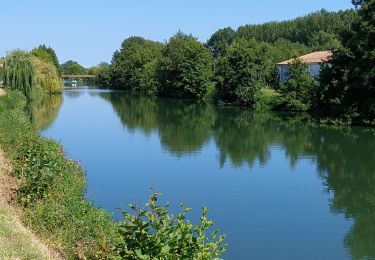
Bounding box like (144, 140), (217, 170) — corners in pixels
(3, 50), (35, 99)
(88, 62), (111, 87)
(157, 32), (214, 99)
(206, 27), (236, 57)
(110, 36), (162, 92)
(316, 0), (375, 124)
(60, 60), (86, 75)
(32, 56), (62, 93)
(31, 45), (60, 73)
(215, 38), (274, 105)
(279, 59), (316, 111)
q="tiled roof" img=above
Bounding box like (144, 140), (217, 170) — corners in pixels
(277, 51), (332, 65)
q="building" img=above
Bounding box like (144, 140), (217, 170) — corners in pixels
(277, 51), (332, 84)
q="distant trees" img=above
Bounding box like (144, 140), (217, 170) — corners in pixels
(60, 60), (86, 75)
(236, 9), (357, 47)
(103, 3), (373, 124)
(88, 62), (111, 87)
(156, 32), (214, 99)
(110, 36), (162, 92)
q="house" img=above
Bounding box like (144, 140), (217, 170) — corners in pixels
(277, 51), (332, 84)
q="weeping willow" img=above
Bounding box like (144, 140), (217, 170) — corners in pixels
(3, 50), (35, 99)
(32, 56), (63, 93)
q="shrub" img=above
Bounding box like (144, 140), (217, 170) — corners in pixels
(116, 192), (226, 259)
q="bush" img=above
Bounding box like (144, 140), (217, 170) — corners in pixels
(116, 193), (226, 259)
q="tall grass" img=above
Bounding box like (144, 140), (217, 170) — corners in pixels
(3, 51), (35, 99)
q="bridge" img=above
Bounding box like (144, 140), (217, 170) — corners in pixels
(62, 74), (96, 79)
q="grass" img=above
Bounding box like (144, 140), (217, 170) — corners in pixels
(0, 155), (60, 260)
(0, 205), (59, 260)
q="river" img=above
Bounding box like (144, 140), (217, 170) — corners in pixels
(32, 87), (375, 260)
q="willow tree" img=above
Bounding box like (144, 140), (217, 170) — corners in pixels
(32, 57), (62, 93)
(3, 50), (35, 99)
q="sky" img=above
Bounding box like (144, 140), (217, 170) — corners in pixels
(1, 1), (353, 67)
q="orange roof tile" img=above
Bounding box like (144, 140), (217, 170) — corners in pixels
(277, 51), (332, 65)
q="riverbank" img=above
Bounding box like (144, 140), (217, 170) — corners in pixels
(0, 90), (226, 259)
(0, 149), (61, 259)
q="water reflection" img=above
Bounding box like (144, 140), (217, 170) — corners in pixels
(99, 91), (375, 259)
(31, 94), (63, 131)
(33, 90), (375, 259)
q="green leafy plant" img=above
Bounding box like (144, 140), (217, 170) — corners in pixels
(116, 192), (226, 259)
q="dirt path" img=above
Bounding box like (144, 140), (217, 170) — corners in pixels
(0, 148), (63, 260)
(0, 88), (5, 97)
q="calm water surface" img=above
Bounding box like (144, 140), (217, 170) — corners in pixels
(32, 87), (375, 260)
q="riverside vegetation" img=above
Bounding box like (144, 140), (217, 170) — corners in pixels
(87, 0), (374, 125)
(0, 91), (226, 258)
(0, 47), (226, 259)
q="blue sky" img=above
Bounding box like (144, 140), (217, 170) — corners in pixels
(1, 1), (353, 67)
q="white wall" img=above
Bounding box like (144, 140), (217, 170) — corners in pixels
(278, 63), (321, 84)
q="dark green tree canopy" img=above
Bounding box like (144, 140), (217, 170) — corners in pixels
(317, 0), (375, 124)
(31, 45), (59, 71)
(206, 27), (236, 57)
(156, 32), (214, 99)
(236, 9), (357, 47)
(215, 38), (274, 105)
(110, 36), (163, 91)
(60, 60), (86, 75)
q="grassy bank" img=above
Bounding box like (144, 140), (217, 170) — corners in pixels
(0, 91), (118, 258)
(0, 91), (226, 259)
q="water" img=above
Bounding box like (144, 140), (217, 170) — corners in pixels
(32, 87), (375, 259)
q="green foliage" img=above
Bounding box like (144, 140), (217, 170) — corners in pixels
(215, 39), (274, 105)
(157, 32), (214, 99)
(110, 36), (162, 92)
(116, 192), (226, 259)
(3, 50), (35, 99)
(88, 62), (111, 87)
(253, 89), (280, 111)
(316, 0), (375, 125)
(32, 57), (62, 93)
(60, 60), (86, 75)
(236, 9), (357, 47)
(0, 92), (118, 258)
(279, 59), (316, 111)
(31, 45), (60, 73)
(206, 27), (236, 57)
(0, 91), (226, 259)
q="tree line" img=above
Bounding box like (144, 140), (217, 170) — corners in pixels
(91, 3), (374, 125)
